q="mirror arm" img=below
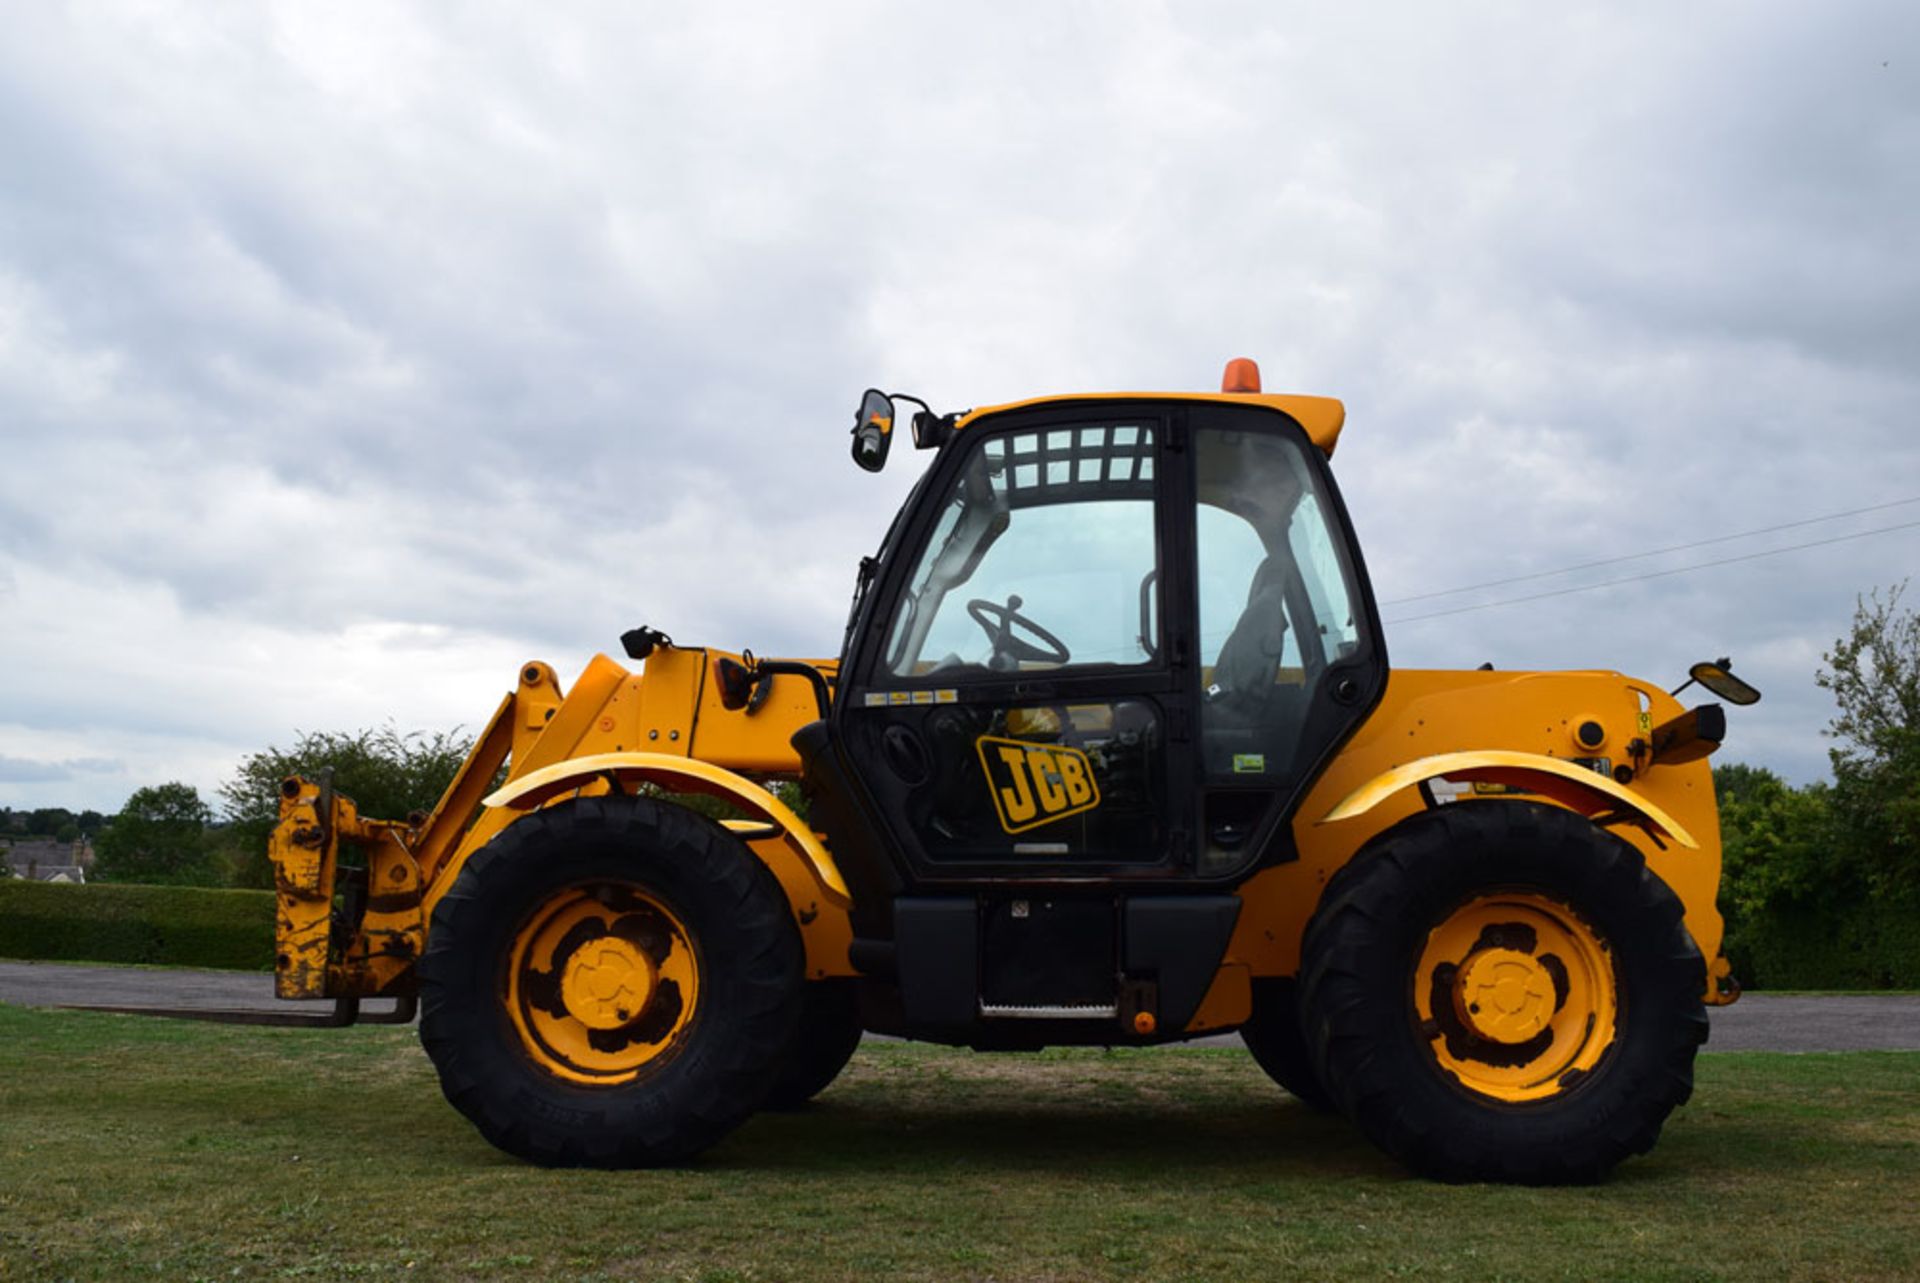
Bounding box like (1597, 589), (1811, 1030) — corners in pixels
(750, 659), (834, 720)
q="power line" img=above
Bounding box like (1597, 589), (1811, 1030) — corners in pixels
(1387, 518), (1920, 625)
(1382, 495), (1920, 607)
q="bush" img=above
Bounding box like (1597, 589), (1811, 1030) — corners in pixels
(220, 726), (475, 888)
(0, 880), (274, 971)
(1726, 897), (1920, 990)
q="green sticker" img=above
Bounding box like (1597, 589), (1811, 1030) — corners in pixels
(1232, 753), (1266, 774)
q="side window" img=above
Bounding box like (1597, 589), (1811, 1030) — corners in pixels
(1287, 492), (1360, 660)
(1197, 507), (1302, 678)
(884, 424), (1160, 678)
(1194, 427), (1366, 779)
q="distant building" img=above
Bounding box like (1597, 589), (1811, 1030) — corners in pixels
(1, 837), (91, 884)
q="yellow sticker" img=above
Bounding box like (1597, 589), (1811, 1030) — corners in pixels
(935, 689), (959, 704)
(911, 690), (935, 705)
(863, 692), (888, 708)
(889, 691), (911, 706)
(974, 734), (1101, 833)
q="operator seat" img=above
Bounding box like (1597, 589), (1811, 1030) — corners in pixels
(1209, 555), (1290, 715)
(1202, 555), (1300, 776)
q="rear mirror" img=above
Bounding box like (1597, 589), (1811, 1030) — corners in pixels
(1687, 658), (1761, 706)
(851, 389), (894, 473)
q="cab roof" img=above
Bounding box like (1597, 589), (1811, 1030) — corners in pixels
(954, 391), (1347, 457)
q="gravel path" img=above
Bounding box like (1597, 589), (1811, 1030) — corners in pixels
(4, 960), (1918, 1051)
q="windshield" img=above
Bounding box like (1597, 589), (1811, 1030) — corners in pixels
(883, 423), (1160, 677)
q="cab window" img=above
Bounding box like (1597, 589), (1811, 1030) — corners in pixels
(1194, 427), (1366, 778)
(884, 424), (1160, 678)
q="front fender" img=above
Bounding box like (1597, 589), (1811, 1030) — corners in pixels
(1318, 750), (1698, 849)
(486, 752), (851, 903)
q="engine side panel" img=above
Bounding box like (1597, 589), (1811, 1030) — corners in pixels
(1226, 668), (1727, 987)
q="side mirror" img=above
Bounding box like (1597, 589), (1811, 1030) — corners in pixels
(1676, 657), (1762, 705)
(851, 389), (894, 473)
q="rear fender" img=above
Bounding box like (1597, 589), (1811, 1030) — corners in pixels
(1318, 749), (1698, 849)
(482, 752), (854, 978)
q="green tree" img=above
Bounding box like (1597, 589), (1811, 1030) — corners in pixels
(92, 783), (216, 884)
(218, 726), (474, 888)
(28, 807), (74, 837)
(1818, 580), (1920, 898)
(1713, 763), (1837, 921)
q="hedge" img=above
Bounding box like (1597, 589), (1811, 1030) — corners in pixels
(3, 876), (1913, 990)
(1726, 897), (1920, 991)
(0, 880), (274, 971)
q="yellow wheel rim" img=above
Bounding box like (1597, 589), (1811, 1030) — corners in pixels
(1413, 892), (1617, 1103)
(505, 882), (700, 1085)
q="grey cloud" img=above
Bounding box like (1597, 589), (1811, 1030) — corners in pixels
(1, 2), (1915, 810)
(0, 755), (124, 784)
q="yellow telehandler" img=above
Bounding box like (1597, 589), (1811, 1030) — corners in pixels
(267, 358), (1751, 1182)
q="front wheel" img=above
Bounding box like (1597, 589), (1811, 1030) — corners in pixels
(418, 795), (803, 1167)
(1239, 979), (1334, 1113)
(1300, 801), (1707, 1184)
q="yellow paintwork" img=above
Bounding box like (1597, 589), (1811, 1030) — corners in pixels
(485, 750), (850, 905)
(1219, 667), (1730, 1008)
(267, 385), (1739, 1047)
(268, 778), (422, 1000)
(1456, 948), (1557, 1043)
(271, 652), (1737, 1022)
(958, 391), (1347, 456)
(1185, 962), (1253, 1033)
(506, 884), (700, 1084)
(1320, 749), (1698, 848)
(1415, 891), (1619, 1103)
(268, 643), (860, 1000)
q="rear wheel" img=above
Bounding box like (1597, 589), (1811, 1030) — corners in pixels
(419, 795), (803, 1167)
(764, 979), (865, 1109)
(1300, 801), (1707, 1184)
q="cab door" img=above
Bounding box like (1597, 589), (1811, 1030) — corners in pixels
(837, 408), (1189, 880)
(1185, 403), (1387, 875)
(835, 399), (1386, 887)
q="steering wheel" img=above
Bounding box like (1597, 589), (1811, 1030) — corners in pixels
(966, 595), (1071, 669)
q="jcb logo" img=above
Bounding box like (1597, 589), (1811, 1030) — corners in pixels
(975, 735), (1101, 834)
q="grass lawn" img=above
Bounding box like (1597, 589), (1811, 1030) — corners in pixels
(1, 1004), (1915, 1282)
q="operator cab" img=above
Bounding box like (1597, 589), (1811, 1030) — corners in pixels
(800, 360), (1388, 1043)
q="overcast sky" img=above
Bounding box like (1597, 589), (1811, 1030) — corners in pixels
(2, 2), (1916, 815)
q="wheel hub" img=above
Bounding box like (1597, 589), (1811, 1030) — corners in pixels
(559, 937), (658, 1030)
(506, 882), (701, 1084)
(1414, 892), (1618, 1103)
(1454, 947), (1555, 1043)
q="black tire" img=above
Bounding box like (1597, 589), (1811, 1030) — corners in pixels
(418, 795), (803, 1167)
(764, 979), (865, 1110)
(1239, 978), (1335, 1113)
(1299, 801), (1707, 1184)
